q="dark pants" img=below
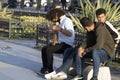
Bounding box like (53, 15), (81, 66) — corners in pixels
(41, 42), (71, 71)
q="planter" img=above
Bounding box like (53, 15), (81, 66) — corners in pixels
(0, 19), (10, 38)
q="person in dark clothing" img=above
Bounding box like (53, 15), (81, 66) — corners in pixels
(61, 0), (66, 10)
(37, 9), (75, 75)
(96, 8), (120, 43)
(72, 17), (115, 80)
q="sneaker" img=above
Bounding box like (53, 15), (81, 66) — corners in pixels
(69, 67), (75, 71)
(72, 75), (83, 80)
(90, 76), (98, 80)
(37, 68), (50, 75)
(52, 71), (67, 79)
(44, 71), (56, 79)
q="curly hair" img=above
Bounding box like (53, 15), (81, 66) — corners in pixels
(46, 9), (65, 21)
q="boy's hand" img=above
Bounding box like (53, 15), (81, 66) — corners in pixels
(78, 47), (85, 58)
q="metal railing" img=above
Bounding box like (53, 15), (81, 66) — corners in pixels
(0, 19), (10, 38)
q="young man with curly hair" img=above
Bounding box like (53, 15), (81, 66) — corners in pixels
(37, 8), (75, 75)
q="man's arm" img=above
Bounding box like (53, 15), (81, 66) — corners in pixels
(77, 39), (87, 57)
(61, 18), (74, 37)
(52, 23), (73, 37)
(59, 27), (72, 37)
(52, 25), (58, 45)
(85, 25), (106, 52)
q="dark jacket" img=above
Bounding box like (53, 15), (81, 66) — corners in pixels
(105, 23), (118, 43)
(81, 22), (115, 59)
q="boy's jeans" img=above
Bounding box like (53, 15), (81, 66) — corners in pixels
(56, 47), (78, 73)
(76, 49), (110, 77)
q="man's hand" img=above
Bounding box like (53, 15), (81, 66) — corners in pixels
(78, 47), (85, 58)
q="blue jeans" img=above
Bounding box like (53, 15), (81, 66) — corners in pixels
(76, 49), (110, 77)
(63, 47), (74, 63)
(56, 47), (78, 73)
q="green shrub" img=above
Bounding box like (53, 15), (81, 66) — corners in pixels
(0, 6), (13, 20)
(69, 0), (120, 32)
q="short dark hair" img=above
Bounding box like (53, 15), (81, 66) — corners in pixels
(96, 8), (106, 16)
(46, 8), (65, 21)
(80, 17), (93, 28)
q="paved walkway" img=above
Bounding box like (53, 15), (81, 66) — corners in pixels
(0, 38), (120, 80)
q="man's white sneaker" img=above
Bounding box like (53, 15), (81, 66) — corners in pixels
(44, 71), (56, 79)
(52, 71), (67, 79)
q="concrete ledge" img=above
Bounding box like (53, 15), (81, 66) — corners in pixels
(83, 66), (111, 80)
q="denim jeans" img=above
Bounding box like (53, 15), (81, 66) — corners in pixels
(63, 47), (74, 63)
(76, 49), (110, 77)
(56, 47), (78, 73)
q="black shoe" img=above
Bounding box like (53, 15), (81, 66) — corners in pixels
(37, 67), (53, 75)
(72, 75), (83, 80)
(37, 68), (50, 75)
(90, 76), (98, 80)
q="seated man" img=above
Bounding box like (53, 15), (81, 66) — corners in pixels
(38, 8), (75, 74)
(96, 8), (120, 44)
(73, 17), (115, 80)
(45, 17), (115, 80)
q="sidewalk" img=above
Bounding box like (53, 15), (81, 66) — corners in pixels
(0, 39), (62, 80)
(0, 38), (120, 80)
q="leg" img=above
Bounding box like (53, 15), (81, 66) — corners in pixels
(41, 46), (48, 68)
(45, 44), (63, 71)
(76, 54), (84, 76)
(63, 47), (74, 63)
(44, 48), (77, 80)
(71, 48), (84, 80)
(56, 47), (78, 73)
(39, 45), (55, 74)
(92, 49), (109, 78)
(42, 43), (71, 72)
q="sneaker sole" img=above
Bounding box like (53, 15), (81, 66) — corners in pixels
(72, 78), (83, 80)
(52, 77), (68, 80)
(51, 78), (72, 80)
